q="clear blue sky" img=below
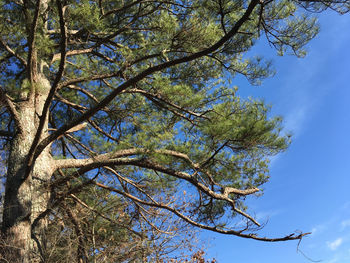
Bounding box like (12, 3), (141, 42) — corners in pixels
(201, 11), (350, 263)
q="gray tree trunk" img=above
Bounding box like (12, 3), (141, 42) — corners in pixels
(1, 75), (54, 263)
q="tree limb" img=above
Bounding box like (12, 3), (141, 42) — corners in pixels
(26, 0), (41, 90)
(54, 148), (197, 170)
(25, 0), (68, 177)
(92, 180), (310, 242)
(51, 48), (94, 64)
(54, 153), (260, 226)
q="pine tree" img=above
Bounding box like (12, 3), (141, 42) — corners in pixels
(0, 0), (349, 261)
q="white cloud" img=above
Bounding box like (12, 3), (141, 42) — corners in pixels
(327, 238), (343, 251)
(341, 219), (350, 229)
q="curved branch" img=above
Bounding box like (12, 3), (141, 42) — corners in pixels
(93, 180), (310, 242)
(54, 153), (260, 225)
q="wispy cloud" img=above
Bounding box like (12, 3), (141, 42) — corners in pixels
(255, 210), (281, 222)
(327, 238), (343, 251)
(311, 223), (327, 236)
(328, 256), (339, 263)
(284, 105), (308, 137)
(340, 219), (350, 229)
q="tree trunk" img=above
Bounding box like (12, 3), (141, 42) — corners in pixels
(1, 75), (54, 263)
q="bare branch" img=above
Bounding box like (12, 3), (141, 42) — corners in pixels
(69, 193), (143, 238)
(93, 180), (310, 242)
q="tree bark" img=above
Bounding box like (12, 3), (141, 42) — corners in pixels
(1, 75), (54, 263)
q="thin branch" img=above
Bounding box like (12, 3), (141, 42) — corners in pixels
(0, 130), (13, 137)
(69, 193), (143, 238)
(0, 86), (23, 133)
(65, 85), (99, 103)
(122, 88), (209, 120)
(102, 0), (144, 18)
(65, 206), (89, 261)
(0, 38), (27, 66)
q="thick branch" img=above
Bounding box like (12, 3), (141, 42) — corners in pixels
(27, 0), (41, 89)
(54, 148), (197, 169)
(51, 48), (94, 64)
(25, 0), (67, 176)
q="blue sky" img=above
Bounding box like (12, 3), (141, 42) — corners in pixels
(201, 11), (350, 263)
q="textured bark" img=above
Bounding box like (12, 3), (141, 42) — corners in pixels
(1, 75), (54, 263)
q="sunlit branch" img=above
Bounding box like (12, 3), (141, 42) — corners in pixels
(54, 153), (261, 226)
(51, 48), (94, 63)
(54, 148), (197, 170)
(52, 97), (120, 141)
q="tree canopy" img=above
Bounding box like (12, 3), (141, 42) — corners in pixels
(0, 0), (349, 261)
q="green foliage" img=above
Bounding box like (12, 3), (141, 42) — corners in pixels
(1, 0), (349, 261)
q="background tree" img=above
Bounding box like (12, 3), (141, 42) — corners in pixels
(0, 0), (349, 262)
(40, 185), (200, 262)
